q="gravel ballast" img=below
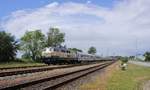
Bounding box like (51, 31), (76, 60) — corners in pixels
(0, 63), (107, 89)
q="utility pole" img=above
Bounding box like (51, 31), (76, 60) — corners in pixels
(135, 38), (138, 60)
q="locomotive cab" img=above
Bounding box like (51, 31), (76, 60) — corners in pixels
(41, 46), (78, 64)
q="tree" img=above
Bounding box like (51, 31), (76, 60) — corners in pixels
(47, 27), (65, 47)
(121, 56), (128, 64)
(69, 48), (82, 53)
(0, 31), (19, 62)
(21, 30), (45, 61)
(129, 56), (135, 60)
(144, 52), (150, 61)
(88, 46), (96, 55)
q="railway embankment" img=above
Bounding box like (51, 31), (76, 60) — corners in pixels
(80, 61), (119, 90)
(0, 61), (113, 90)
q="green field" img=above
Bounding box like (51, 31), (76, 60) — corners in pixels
(107, 63), (150, 90)
(80, 62), (150, 90)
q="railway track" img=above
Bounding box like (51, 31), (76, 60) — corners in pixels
(0, 65), (47, 70)
(0, 61), (115, 90)
(0, 63), (95, 77)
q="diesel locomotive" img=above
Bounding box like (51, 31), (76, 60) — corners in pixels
(42, 46), (106, 64)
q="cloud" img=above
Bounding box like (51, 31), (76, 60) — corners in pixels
(86, 0), (92, 4)
(1, 0), (150, 56)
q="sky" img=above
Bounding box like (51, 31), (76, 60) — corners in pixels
(0, 0), (150, 56)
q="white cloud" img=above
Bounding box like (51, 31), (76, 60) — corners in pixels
(1, 0), (150, 56)
(86, 0), (92, 4)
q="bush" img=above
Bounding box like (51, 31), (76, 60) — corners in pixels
(144, 52), (150, 61)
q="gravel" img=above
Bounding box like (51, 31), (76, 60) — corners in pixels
(21, 64), (106, 90)
(55, 66), (106, 90)
(0, 71), (46, 80)
(0, 63), (105, 89)
(0, 65), (67, 72)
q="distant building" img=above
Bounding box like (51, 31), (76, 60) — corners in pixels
(135, 54), (145, 61)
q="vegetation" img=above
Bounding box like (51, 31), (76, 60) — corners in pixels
(0, 30), (46, 68)
(121, 57), (128, 64)
(88, 46), (96, 54)
(69, 48), (82, 53)
(47, 27), (65, 47)
(144, 52), (150, 61)
(20, 27), (65, 61)
(0, 59), (46, 68)
(129, 56), (135, 60)
(0, 27), (66, 63)
(20, 30), (45, 61)
(0, 31), (19, 62)
(80, 62), (150, 90)
(80, 62), (118, 90)
(107, 64), (150, 90)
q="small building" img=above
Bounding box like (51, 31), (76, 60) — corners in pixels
(135, 54), (145, 61)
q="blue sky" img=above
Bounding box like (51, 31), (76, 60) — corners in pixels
(0, 0), (150, 56)
(0, 0), (118, 19)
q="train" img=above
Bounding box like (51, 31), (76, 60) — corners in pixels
(41, 46), (114, 65)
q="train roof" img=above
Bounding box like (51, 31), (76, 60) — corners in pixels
(77, 52), (97, 56)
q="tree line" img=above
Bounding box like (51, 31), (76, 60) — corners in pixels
(0, 27), (97, 62)
(0, 27), (65, 62)
(20, 28), (65, 61)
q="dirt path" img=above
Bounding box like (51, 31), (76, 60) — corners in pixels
(143, 80), (150, 90)
(80, 61), (119, 90)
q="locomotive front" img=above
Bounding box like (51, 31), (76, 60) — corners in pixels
(42, 46), (77, 64)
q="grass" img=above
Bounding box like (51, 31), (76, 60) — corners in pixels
(0, 59), (46, 68)
(107, 63), (150, 90)
(80, 61), (150, 90)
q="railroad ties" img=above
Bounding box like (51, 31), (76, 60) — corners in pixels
(0, 61), (115, 90)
